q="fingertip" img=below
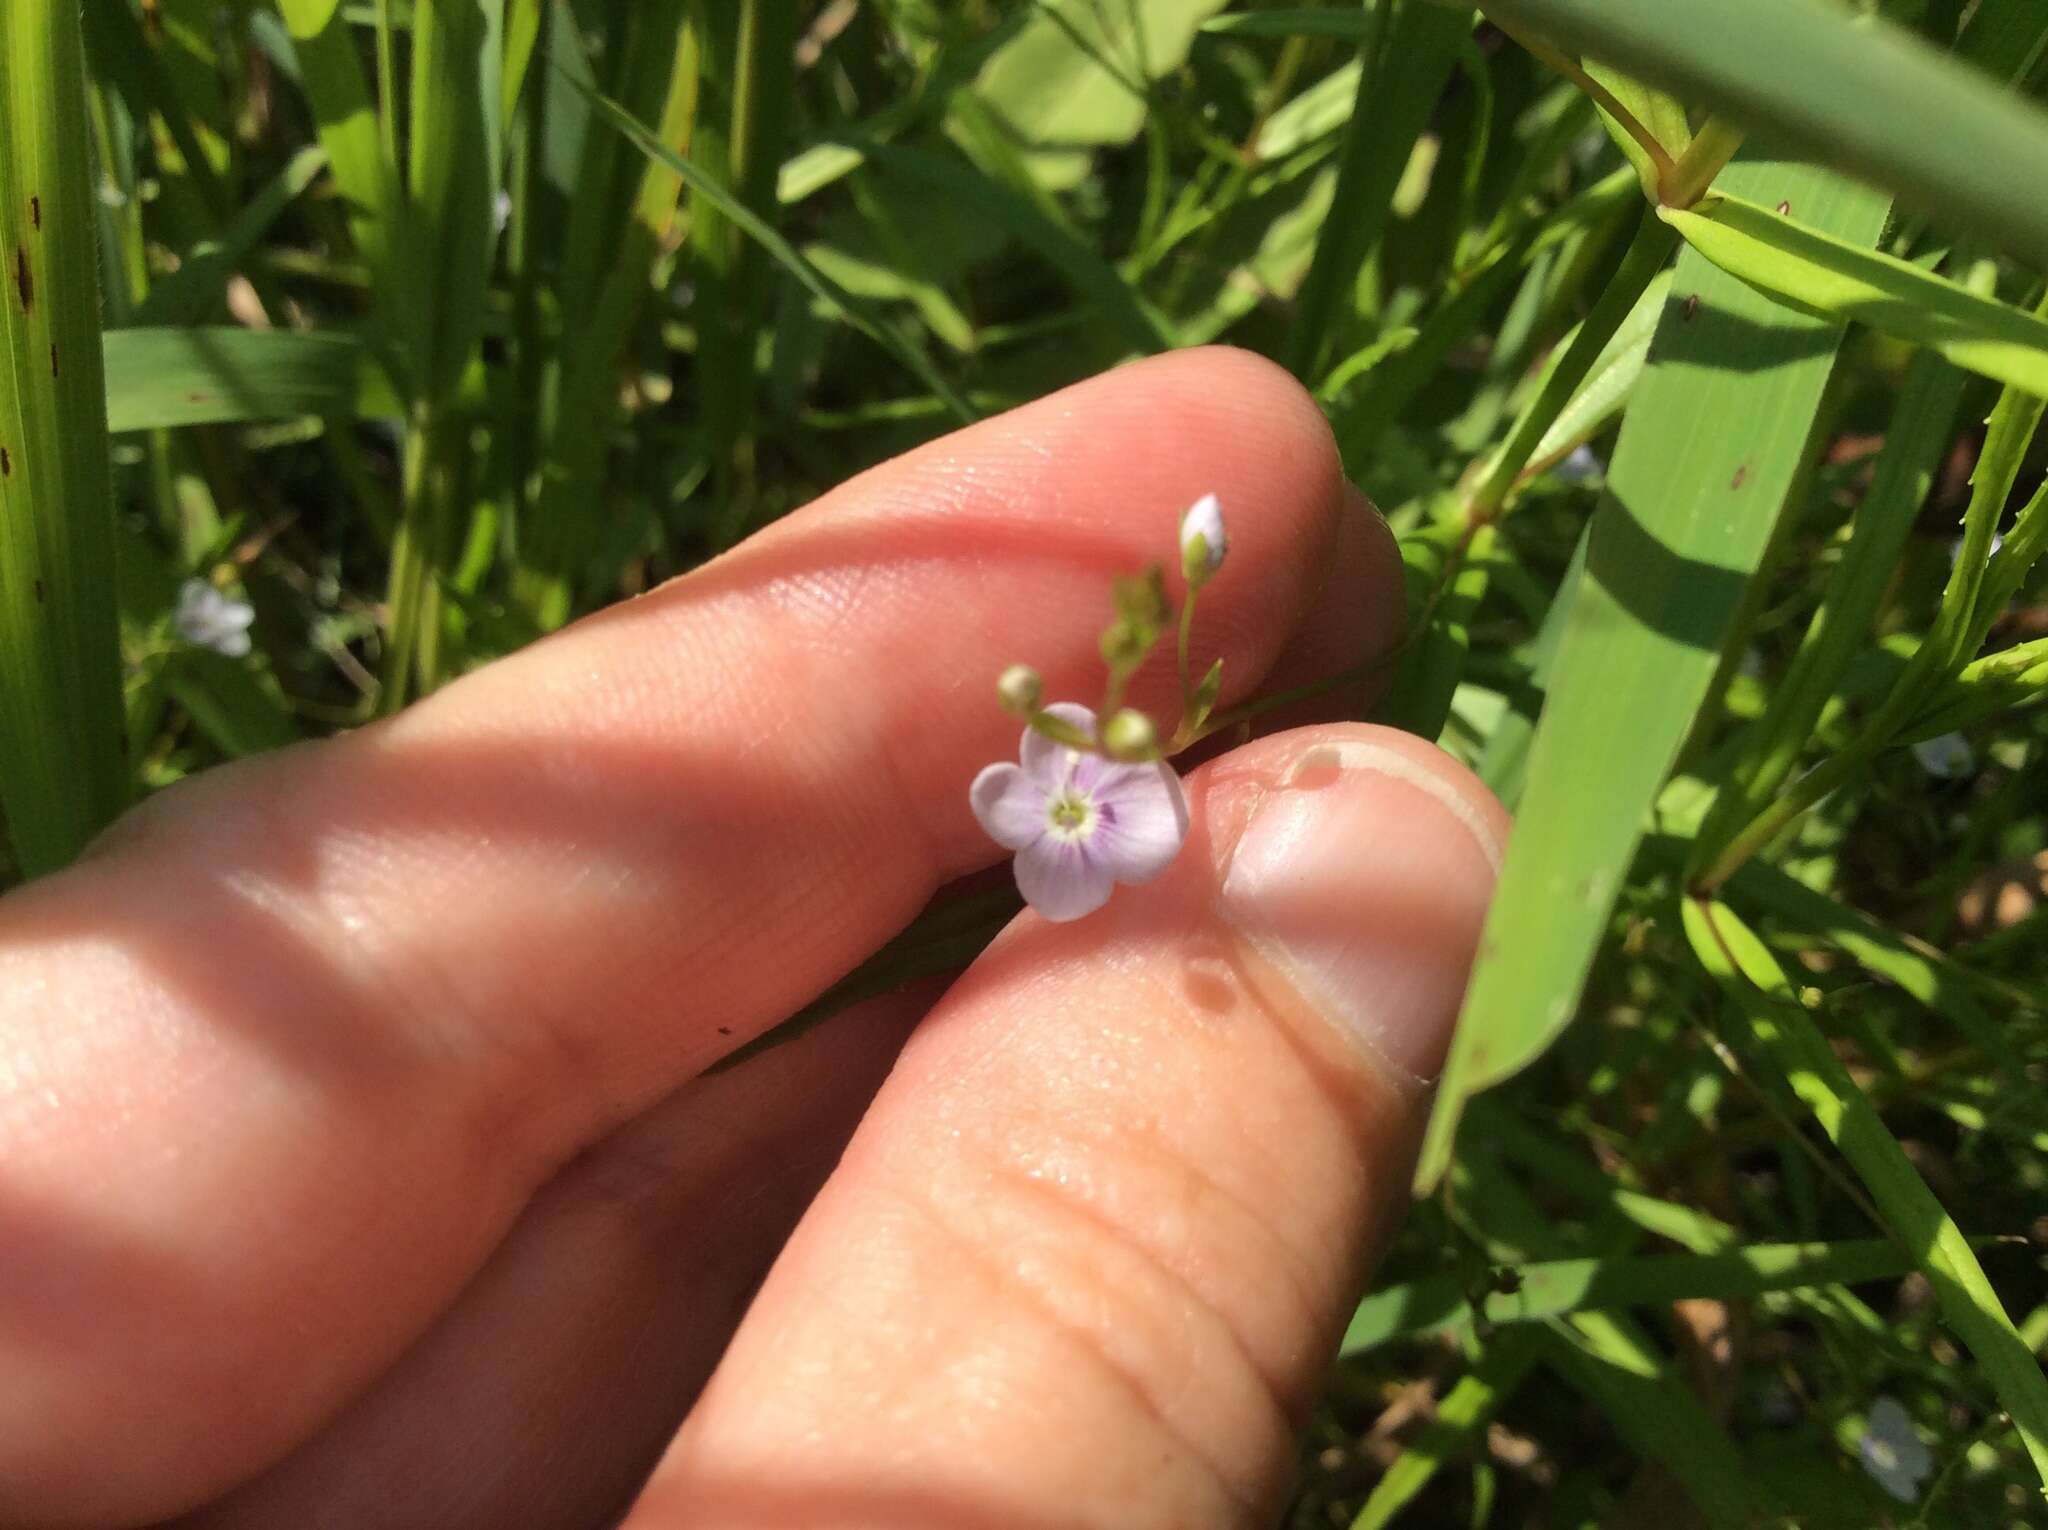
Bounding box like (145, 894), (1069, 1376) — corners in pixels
(1197, 724), (1507, 1085)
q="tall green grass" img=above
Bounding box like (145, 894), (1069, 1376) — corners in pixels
(7, 1), (2048, 1521)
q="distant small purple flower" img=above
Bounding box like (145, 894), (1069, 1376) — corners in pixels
(1858, 1397), (1932, 1503)
(1911, 731), (1975, 780)
(970, 702), (1190, 922)
(174, 579), (254, 658)
(1553, 444), (1603, 484)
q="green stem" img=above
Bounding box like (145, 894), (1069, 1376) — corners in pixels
(1175, 587), (1197, 722)
(1488, 11), (1676, 189)
(1662, 116), (1745, 207)
(378, 407), (444, 716)
(1465, 208), (1678, 523)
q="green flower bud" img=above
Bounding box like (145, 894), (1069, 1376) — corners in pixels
(996, 664), (1043, 715)
(1101, 707), (1161, 761)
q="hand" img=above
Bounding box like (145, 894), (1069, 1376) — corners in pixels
(0, 349), (1506, 1530)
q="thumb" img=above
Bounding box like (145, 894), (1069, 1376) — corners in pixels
(628, 723), (1507, 1529)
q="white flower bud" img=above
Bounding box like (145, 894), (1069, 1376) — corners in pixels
(1179, 493), (1226, 585)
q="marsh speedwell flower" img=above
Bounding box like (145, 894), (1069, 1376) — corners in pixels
(174, 579), (255, 658)
(971, 703), (1190, 922)
(1857, 1396), (1932, 1503)
(973, 494), (1225, 919)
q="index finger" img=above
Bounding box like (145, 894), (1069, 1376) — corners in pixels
(0, 347), (1401, 1523)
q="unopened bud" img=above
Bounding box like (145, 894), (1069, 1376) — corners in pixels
(1101, 708), (1161, 761)
(1179, 492), (1227, 585)
(996, 664), (1042, 715)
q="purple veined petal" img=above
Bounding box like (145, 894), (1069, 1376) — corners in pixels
(1087, 760), (1189, 885)
(1018, 701), (1098, 786)
(969, 762), (1050, 851)
(1014, 835), (1116, 922)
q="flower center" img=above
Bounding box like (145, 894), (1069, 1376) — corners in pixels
(1044, 789), (1097, 840)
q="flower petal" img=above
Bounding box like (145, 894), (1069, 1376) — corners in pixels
(1088, 760), (1189, 885)
(1019, 702), (1098, 786)
(1014, 836), (1115, 922)
(970, 763), (1049, 851)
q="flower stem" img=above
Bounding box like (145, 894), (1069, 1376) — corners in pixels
(1175, 586), (1198, 727)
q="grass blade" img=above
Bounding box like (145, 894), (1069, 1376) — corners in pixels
(0, 0), (129, 875)
(570, 74), (973, 422)
(132, 147), (329, 327)
(1283, 2), (1472, 379)
(1538, 1310), (1787, 1529)
(1344, 1237), (1935, 1352)
(1347, 1332), (1543, 1530)
(1414, 160), (1891, 1191)
(103, 329), (363, 432)
(1471, 0), (2048, 268)
(1684, 896), (2048, 1488)
(859, 141), (1172, 355)
(1665, 193), (2048, 397)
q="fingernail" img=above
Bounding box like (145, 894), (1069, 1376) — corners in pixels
(1218, 741), (1502, 1085)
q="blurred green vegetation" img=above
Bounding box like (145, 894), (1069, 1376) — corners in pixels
(4, 0), (2048, 1523)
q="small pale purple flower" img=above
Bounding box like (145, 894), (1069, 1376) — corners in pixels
(1858, 1397), (1932, 1502)
(1911, 731), (1975, 780)
(970, 702), (1190, 922)
(174, 579), (254, 658)
(1553, 443), (1603, 484)
(1179, 493), (1227, 582)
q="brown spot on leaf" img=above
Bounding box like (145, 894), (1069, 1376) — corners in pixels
(33, 579), (43, 603)
(13, 248), (29, 311)
(1775, 201), (1792, 215)
(0, 447), (10, 476)
(1682, 294), (1700, 322)
(29, 197), (40, 230)
(1730, 464), (1751, 490)
(48, 343), (56, 377)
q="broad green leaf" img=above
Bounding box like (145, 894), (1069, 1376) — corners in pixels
(966, 0), (1229, 191)
(1665, 193), (2048, 398)
(1415, 161), (1892, 1191)
(1470, 0), (2048, 269)
(103, 330), (363, 432)
(0, 1), (129, 876)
